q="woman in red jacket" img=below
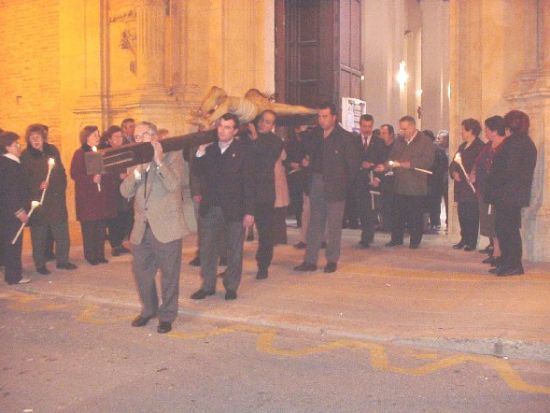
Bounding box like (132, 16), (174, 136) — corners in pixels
(70, 126), (118, 265)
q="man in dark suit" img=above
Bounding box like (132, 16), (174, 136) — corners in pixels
(294, 102), (361, 273)
(0, 132), (31, 285)
(354, 114), (387, 247)
(191, 113), (255, 300)
(486, 110), (537, 276)
(249, 110), (283, 279)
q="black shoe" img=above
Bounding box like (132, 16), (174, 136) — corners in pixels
(463, 245), (476, 251)
(320, 241), (327, 249)
(294, 241), (306, 249)
(497, 266), (524, 276)
(97, 258), (109, 264)
(225, 290), (237, 300)
(56, 262), (78, 270)
(482, 256), (495, 265)
(131, 315), (154, 327)
(358, 241), (370, 248)
(479, 245), (494, 254)
(219, 256), (228, 266)
(489, 266), (504, 274)
(157, 321), (172, 334)
(189, 256), (201, 266)
(294, 262), (317, 272)
(385, 241), (403, 247)
(256, 268), (268, 280)
(86, 259), (99, 266)
(453, 241), (466, 249)
(491, 257), (503, 268)
(190, 288), (215, 300)
(111, 248), (120, 257)
(409, 243), (420, 249)
(37, 266), (51, 275)
(324, 262), (337, 273)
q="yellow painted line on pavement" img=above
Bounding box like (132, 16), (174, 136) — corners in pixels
(3, 290), (550, 395)
(78, 304), (133, 325)
(170, 323), (550, 395)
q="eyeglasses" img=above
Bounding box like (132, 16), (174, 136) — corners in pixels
(134, 131), (151, 142)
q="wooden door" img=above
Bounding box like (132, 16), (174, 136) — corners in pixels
(275, 0), (362, 110)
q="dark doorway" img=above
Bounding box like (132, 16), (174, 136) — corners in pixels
(275, 0), (363, 109)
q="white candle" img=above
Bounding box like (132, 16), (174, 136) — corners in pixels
(39, 158), (56, 204)
(92, 146), (101, 192)
(11, 201), (41, 245)
(454, 152), (476, 193)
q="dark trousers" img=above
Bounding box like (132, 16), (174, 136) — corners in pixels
(80, 220), (106, 262)
(272, 207), (288, 245)
(357, 189), (377, 245)
(495, 204), (523, 268)
(200, 207), (245, 293)
(255, 202), (275, 271)
(427, 192), (443, 227)
(0, 231), (4, 266)
(106, 210), (133, 249)
(1, 219), (24, 284)
(458, 201), (479, 248)
(132, 226), (182, 323)
(380, 190), (394, 232)
(288, 176), (304, 227)
(391, 194), (425, 246)
(30, 221), (70, 269)
(343, 186), (359, 227)
(305, 174), (345, 265)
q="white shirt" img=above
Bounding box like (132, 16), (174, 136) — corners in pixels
(362, 134), (372, 149)
(405, 131), (418, 145)
(2, 153), (20, 164)
(195, 139), (234, 157)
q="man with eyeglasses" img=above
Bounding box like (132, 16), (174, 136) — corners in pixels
(120, 121), (186, 334)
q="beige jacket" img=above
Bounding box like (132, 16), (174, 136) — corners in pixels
(120, 151), (186, 244)
(274, 149), (289, 208)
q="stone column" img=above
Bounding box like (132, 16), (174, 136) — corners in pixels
(419, 0), (449, 134)
(135, 0), (166, 96)
(504, 0), (550, 261)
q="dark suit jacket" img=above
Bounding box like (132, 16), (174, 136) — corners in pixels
(485, 132), (537, 208)
(0, 156), (30, 237)
(449, 137), (484, 203)
(355, 134), (387, 193)
(305, 124), (361, 202)
(252, 132), (283, 205)
(193, 139), (255, 222)
(20, 143), (69, 225)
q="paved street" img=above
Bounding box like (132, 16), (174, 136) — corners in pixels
(1, 228), (550, 412)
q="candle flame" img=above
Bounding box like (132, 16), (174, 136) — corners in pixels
(31, 201), (41, 207)
(48, 158), (55, 167)
(92, 146), (98, 153)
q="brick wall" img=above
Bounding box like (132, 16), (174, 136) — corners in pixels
(0, 0), (61, 146)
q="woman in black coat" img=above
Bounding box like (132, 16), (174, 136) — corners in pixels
(449, 119), (485, 251)
(485, 110), (537, 276)
(0, 132), (31, 285)
(20, 124), (77, 274)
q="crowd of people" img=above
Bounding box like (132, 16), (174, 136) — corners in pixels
(0, 107), (537, 333)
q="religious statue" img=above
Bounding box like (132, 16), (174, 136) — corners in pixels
(190, 86), (318, 129)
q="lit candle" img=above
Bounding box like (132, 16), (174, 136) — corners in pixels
(39, 158), (56, 204)
(11, 201), (41, 245)
(454, 152), (476, 193)
(92, 146), (101, 192)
